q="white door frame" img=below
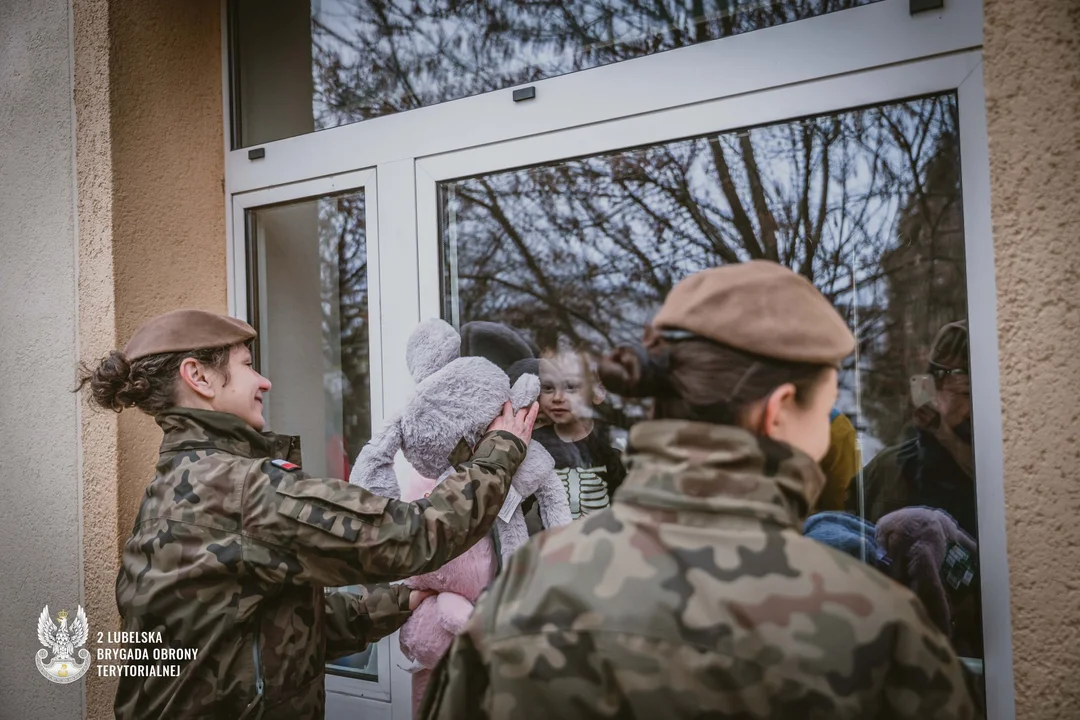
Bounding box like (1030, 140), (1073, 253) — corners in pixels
(414, 49), (1014, 720)
(223, 0), (983, 194)
(229, 168), (415, 719)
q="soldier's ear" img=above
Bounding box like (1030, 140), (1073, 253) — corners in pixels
(178, 357), (216, 399)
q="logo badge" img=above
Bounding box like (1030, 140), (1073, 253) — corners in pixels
(36, 605), (91, 684)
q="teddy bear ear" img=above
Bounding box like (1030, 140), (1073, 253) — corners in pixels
(509, 373), (540, 411)
(407, 319), (461, 384)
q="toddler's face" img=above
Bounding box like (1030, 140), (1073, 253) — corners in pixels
(538, 353), (596, 427)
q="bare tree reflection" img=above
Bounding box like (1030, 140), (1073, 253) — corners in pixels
(311, 0), (873, 128)
(443, 95), (965, 446)
(319, 193), (371, 463)
(308, 1), (965, 447)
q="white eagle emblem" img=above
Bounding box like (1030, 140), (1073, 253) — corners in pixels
(35, 605), (91, 684)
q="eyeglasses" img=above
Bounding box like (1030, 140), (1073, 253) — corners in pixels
(929, 362), (969, 380)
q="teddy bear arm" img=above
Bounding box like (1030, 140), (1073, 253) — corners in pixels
(349, 414), (404, 498)
(399, 596), (454, 669)
(905, 548), (952, 636)
(497, 507), (529, 562)
(536, 467), (573, 529)
(435, 592), (476, 637)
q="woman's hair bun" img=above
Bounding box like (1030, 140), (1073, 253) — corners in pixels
(597, 345), (670, 398)
(82, 350), (151, 412)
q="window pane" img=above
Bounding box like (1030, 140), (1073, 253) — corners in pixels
(245, 191), (375, 680)
(328, 644), (379, 681)
(439, 93), (985, 697)
(231, 0), (881, 147)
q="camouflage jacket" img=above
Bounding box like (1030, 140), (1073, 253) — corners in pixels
(114, 407), (525, 720)
(419, 420), (978, 720)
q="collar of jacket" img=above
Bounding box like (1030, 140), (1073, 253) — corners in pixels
(156, 407), (302, 464)
(616, 420), (826, 530)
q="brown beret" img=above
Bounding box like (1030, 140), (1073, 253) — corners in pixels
(123, 309), (256, 361)
(651, 261), (855, 366)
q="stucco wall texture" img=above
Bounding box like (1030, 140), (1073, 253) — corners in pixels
(73, 0), (122, 715)
(71, 0), (227, 716)
(107, 0), (228, 543)
(0, 1), (84, 718)
(985, 0), (1080, 717)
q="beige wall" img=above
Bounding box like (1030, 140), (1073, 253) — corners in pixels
(985, 0), (1080, 717)
(74, 1), (122, 718)
(0, 1), (83, 717)
(72, 0), (226, 716)
(107, 0), (228, 545)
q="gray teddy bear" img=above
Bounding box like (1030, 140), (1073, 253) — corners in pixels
(348, 318), (572, 560)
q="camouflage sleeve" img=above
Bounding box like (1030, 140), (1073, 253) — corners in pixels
(241, 430), (526, 587)
(885, 597), (981, 719)
(324, 584), (412, 660)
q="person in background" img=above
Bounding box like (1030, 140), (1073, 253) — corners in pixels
(78, 309), (536, 720)
(418, 261), (979, 720)
(532, 348), (627, 521)
(846, 320), (976, 538)
(815, 408), (861, 511)
(846, 320), (983, 661)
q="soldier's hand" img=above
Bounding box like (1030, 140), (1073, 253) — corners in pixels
(487, 401), (539, 447)
(409, 590), (436, 611)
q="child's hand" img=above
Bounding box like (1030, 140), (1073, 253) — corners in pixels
(409, 589), (436, 611)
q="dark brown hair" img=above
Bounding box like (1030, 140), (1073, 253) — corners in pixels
(76, 345), (235, 416)
(598, 337), (831, 427)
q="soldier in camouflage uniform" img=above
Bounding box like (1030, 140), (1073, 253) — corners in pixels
(419, 261), (980, 719)
(80, 309), (537, 719)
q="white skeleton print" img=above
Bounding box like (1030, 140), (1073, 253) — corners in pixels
(556, 466), (611, 518)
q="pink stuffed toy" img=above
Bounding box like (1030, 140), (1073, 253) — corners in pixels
(397, 467), (496, 709)
(349, 319), (573, 712)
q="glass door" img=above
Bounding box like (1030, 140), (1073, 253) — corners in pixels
(415, 49), (1009, 717)
(230, 169), (412, 720)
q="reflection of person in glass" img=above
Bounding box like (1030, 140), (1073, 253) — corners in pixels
(847, 321), (983, 663)
(532, 349), (626, 520)
(846, 320), (976, 538)
(418, 262), (977, 720)
(814, 408), (861, 511)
